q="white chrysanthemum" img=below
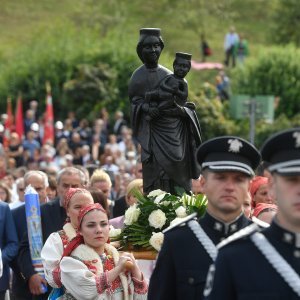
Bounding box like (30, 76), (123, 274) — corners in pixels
(170, 217), (183, 227)
(148, 209), (167, 229)
(148, 189), (167, 198)
(124, 204), (141, 225)
(109, 226), (122, 238)
(149, 232), (164, 251)
(175, 206), (187, 218)
(154, 193), (167, 204)
(162, 201), (171, 206)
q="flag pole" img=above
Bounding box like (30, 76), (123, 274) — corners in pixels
(43, 81), (54, 145)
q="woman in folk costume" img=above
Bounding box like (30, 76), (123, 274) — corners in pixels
(60, 203), (148, 300)
(249, 176), (274, 209)
(41, 188), (94, 289)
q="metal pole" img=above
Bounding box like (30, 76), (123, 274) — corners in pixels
(249, 98), (256, 144)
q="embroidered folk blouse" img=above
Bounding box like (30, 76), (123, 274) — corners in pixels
(60, 243), (148, 300)
(41, 222), (77, 288)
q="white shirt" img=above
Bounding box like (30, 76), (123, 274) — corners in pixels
(224, 32), (239, 50)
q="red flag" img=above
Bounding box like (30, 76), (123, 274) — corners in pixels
(43, 85), (54, 145)
(3, 97), (14, 148)
(15, 95), (24, 140)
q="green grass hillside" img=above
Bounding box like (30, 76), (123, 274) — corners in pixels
(1, 0), (298, 144)
(0, 0), (275, 59)
(0, 0), (277, 105)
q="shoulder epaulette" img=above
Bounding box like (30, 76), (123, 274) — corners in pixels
(163, 212), (197, 234)
(217, 223), (259, 249)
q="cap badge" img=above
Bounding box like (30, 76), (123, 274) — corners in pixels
(293, 132), (300, 148)
(228, 139), (243, 153)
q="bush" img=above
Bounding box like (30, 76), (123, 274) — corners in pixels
(231, 45), (300, 118)
(192, 91), (236, 141)
(0, 21), (103, 115)
(0, 21), (141, 121)
(255, 113), (300, 148)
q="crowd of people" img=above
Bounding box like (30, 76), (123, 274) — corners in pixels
(0, 104), (143, 207)
(0, 102), (297, 300)
(0, 104), (152, 299)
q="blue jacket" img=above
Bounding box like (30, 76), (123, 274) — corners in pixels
(0, 201), (18, 291)
(11, 204), (32, 298)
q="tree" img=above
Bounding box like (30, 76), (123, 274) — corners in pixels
(63, 63), (118, 119)
(270, 0), (300, 46)
(231, 45), (300, 118)
(192, 91), (236, 141)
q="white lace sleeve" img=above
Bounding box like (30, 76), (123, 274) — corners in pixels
(60, 256), (102, 300)
(41, 232), (63, 288)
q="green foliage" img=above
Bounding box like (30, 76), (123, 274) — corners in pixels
(0, 21), (102, 114)
(0, 20), (140, 120)
(231, 45), (300, 118)
(0, 0), (297, 142)
(63, 63), (118, 119)
(255, 113), (300, 148)
(270, 0), (300, 46)
(193, 91), (236, 141)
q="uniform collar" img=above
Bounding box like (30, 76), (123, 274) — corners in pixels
(270, 217), (300, 249)
(200, 211), (248, 236)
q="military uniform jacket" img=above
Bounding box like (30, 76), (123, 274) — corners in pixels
(148, 212), (251, 300)
(204, 220), (300, 300)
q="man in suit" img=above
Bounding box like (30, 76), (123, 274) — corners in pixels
(148, 136), (261, 300)
(16, 167), (87, 299)
(204, 128), (300, 299)
(11, 170), (49, 300)
(0, 201), (18, 300)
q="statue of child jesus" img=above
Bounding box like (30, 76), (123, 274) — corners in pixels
(145, 52), (194, 120)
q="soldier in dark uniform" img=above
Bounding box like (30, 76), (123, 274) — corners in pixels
(204, 128), (300, 300)
(148, 136), (261, 300)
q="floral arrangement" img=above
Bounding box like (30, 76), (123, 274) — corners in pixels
(111, 189), (207, 253)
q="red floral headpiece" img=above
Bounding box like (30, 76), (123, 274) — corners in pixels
(77, 203), (106, 228)
(63, 188), (89, 210)
(250, 176), (268, 207)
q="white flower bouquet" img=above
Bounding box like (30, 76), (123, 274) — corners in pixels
(114, 189), (207, 254)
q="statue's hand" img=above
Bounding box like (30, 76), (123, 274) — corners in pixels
(149, 107), (160, 119)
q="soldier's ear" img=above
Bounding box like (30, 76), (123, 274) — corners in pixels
(267, 173), (276, 200)
(199, 174), (206, 192)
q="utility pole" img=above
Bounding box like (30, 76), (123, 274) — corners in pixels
(249, 98), (256, 144)
(242, 97), (263, 145)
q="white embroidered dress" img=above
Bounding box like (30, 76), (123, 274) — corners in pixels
(60, 243), (148, 300)
(41, 222), (77, 288)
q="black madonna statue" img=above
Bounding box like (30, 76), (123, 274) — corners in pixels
(128, 28), (202, 194)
